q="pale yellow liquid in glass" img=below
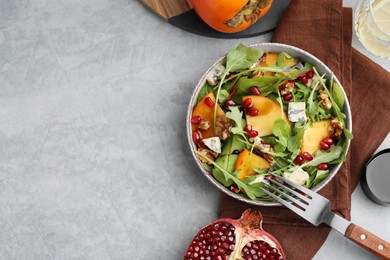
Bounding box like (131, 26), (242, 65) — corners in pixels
(355, 0), (390, 59)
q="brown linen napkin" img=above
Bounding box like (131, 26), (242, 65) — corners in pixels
(219, 0), (390, 259)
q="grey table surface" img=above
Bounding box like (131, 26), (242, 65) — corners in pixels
(0, 0), (389, 259)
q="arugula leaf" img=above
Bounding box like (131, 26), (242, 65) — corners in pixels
(236, 76), (277, 95)
(301, 145), (343, 167)
(197, 82), (213, 103)
(331, 83), (345, 110)
(276, 52), (292, 67)
(218, 89), (230, 104)
(272, 118), (291, 148)
(212, 135), (246, 187)
(307, 81), (319, 116)
(226, 106), (247, 136)
(226, 44), (264, 72)
(287, 125), (305, 157)
(313, 170), (329, 187)
(197, 149), (267, 200)
(214, 44), (263, 135)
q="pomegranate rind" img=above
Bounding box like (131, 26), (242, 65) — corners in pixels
(183, 209), (285, 260)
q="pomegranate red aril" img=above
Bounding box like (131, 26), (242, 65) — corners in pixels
(192, 130), (202, 143)
(229, 184), (239, 193)
(248, 130), (259, 138)
(250, 86), (261, 96)
(244, 125), (252, 133)
(300, 75), (308, 84)
(294, 155), (304, 165)
(323, 137), (334, 146)
(306, 70), (314, 79)
(225, 99), (236, 107)
(184, 210), (285, 260)
(283, 93), (293, 101)
(242, 98), (253, 109)
(191, 116), (201, 124)
(320, 141), (330, 150)
(318, 163), (328, 170)
(247, 107), (259, 116)
(302, 152), (313, 161)
(204, 97), (214, 107)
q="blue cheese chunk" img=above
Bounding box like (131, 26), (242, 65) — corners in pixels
(202, 137), (222, 154)
(206, 64), (225, 86)
(283, 167), (309, 186)
(288, 102), (306, 122)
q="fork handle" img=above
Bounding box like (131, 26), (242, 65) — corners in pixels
(346, 223), (390, 259)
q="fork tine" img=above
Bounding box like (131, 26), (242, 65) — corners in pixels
(262, 181), (308, 209)
(268, 172), (319, 198)
(266, 178), (310, 204)
(259, 186), (305, 213)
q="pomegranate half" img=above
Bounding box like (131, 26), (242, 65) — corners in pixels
(184, 209), (285, 259)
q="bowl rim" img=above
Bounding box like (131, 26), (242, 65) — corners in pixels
(186, 42), (352, 207)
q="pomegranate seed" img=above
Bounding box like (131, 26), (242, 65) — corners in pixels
(225, 99), (236, 107)
(300, 76), (308, 84)
(250, 86), (261, 96)
(229, 185), (239, 193)
(294, 155), (304, 165)
(193, 131), (202, 143)
(283, 93), (293, 101)
(286, 80), (296, 90)
(306, 70), (314, 79)
(247, 107), (259, 116)
(318, 163), (328, 170)
(278, 85), (284, 91)
(244, 125), (252, 132)
(302, 152), (313, 161)
(204, 97), (214, 107)
(191, 116), (201, 124)
(248, 130), (258, 138)
(323, 137), (334, 146)
(242, 98), (253, 109)
(320, 141), (330, 150)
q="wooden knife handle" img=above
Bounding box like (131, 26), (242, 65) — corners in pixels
(346, 223), (390, 259)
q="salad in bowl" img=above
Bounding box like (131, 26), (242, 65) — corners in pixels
(187, 43), (352, 205)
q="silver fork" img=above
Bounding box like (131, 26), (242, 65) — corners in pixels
(259, 172), (390, 259)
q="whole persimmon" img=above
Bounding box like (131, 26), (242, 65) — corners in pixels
(188, 0), (273, 33)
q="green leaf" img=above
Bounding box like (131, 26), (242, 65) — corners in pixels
(313, 170), (329, 186)
(302, 145), (343, 167)
(226, 44), (264, 72)
(331, 82), (345, 110)
(276, 52), (292, 67)
(307, 82), (319, 116)
(197, 149), (267, 200)
(236, 76), (277, 96)
(287, 125), (305, 156)
(272, 119), (291, 147)
(212, 135), (246, 187)
(218, 89), (230, 104)
(197, 82), (213, 103)
(226, 106), (246, 135)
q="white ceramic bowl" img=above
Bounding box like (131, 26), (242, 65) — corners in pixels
(186, 43), (352, 206)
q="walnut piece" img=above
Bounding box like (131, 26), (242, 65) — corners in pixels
(196, 148), (218, 165)
(329, 118), (344, 139)
(215, 115), (231, 141)
(317, 86), (332, 110)
(279, 81), (295, 96)
(252, 137), (276, 166)
(198, 119), (210, 131)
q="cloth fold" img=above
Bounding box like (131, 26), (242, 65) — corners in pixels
(218, 0), (390, 259)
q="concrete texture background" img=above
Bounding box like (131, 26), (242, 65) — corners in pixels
(0, 0), (389, 259)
